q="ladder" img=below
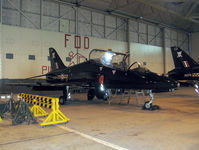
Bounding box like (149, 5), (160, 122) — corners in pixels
(119, 89), (146, 105)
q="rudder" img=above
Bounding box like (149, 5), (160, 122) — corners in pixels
(49, 47), (66, 71)
(171, 46), (198, 69)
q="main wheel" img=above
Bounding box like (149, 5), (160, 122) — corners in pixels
(59, 96), (65, 105)
(87, 89), (95, 101)
(143, 101), (152, 110)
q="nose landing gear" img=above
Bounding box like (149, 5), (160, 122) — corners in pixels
(143, 90), (160, 110)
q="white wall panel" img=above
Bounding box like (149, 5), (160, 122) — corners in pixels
(117, 18), (126, 31)
(148, 35), (156, 45)
(0, 24), (177, 78)
(42, 16), (59, 32)
(148, 25), (155, 36)
(60, 19), (69, 33)
(156, 38), (162, 47)
(181, 40), (188, 51)
(139, 33), (147, 44)
(90, 37), (126, 53)
(69, 21), (75, 34)
(92, 12), (104, 25)
(21, 0), (40, 13)
(165, 39), (171, 48)
(105, 27), (116, 40)
(156, 28), (162, 38)
(117, 29), (126, 41)
(60, 5), (75, 20)
(171, 30), (177, 40)
(92, 25), (104, 38)
(165, 28), (171, 38)
(139, 23), (147, 34)
(21, 12), (40, 29)
(105, 15), (116, 28)
(0, 25), (2, 78)
(2, 0), (20, 9)
(166, 47), (174, 73)
(78, 8), (91, 23)
(130, 31), (138, 43)
(129, 20), (138, 32)
(130, 43), (163, 74)
(191, 33), (199, 62)
(178, 32), (184, 41)
(171, 39), (177, 46)
(0, 24), (128, 78)
(42, 0), (59, 17)
(2, 9), (20, 26)
(79, 22), (91, 36)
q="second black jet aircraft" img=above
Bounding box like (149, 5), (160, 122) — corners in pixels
(168, 46), (199, 81)
(168, 46), (199, 93)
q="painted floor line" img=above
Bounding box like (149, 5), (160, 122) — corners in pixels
(58, 125), (129, 150)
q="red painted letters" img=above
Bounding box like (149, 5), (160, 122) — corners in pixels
(84, 37), (89, 49)
(42, 66), (51, 74)
(64, 34), (90, 49)
(65, 34), (71, 48)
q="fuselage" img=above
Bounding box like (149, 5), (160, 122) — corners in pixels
(168, 67), (199, 81)
(46, 60), (176, 91)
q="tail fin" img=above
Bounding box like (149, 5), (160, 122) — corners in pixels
(49, 47), (66, 70)
(171, 46), (198, 69)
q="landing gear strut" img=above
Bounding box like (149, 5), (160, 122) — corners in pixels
(59, 86), (70, 105)
(143, 90), (159, 110)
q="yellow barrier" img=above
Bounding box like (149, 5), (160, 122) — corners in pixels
(19, 94), (48, 117)
(19, 93), (70, 126)
(0, 116), (2, 122)
(41, 98), (70, 126)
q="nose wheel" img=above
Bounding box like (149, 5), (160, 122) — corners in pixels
(143, 90), (160, 110)
(144, 101), (152, 109)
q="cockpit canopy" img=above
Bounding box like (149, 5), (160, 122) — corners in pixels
(89, 49), (128, 69)
(89, 49), (150, 73)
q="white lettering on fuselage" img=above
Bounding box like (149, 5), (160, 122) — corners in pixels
(184, 74), (191, 77)
(177, 51), (182, 58)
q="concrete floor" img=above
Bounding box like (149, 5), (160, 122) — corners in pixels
(0, 87), (199, 150)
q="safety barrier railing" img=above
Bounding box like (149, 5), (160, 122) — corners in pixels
(19, 93), (70, 127)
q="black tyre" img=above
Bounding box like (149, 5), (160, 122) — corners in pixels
(59, 96), (65, 105)
(87, 89), (95, 101)
(143, 101), (152, 110)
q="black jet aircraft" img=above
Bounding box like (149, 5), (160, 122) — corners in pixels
(168, 46), (199, 93)
(24, 47), (176, 109)
(168, 46), (199, 81)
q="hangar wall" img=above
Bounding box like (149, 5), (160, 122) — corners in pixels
(0, 24), (173, 79)
(0, 24), (127, 78)
(191, 32), (199, 63)
(0, 0), (189, 78)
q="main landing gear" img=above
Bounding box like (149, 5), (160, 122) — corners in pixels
(87, 89), (95, 101)
(143, 90), (160, 111)
(87, 88), (111, 101)
(59, 86), (70, 105)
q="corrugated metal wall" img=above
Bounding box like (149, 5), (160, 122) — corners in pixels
(0, 0), (190, 78)
(0, 0), (189, 50)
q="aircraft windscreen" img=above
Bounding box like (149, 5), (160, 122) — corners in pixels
(89, 49), (126, 69)
(128, 62), (150, 72)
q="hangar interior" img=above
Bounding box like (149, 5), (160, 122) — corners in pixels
(0, 0), (196, 78)
(0, 0), (199, 150)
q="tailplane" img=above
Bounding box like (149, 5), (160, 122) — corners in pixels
(171, 46), (198, 69)
(49, 47), (66, 71)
